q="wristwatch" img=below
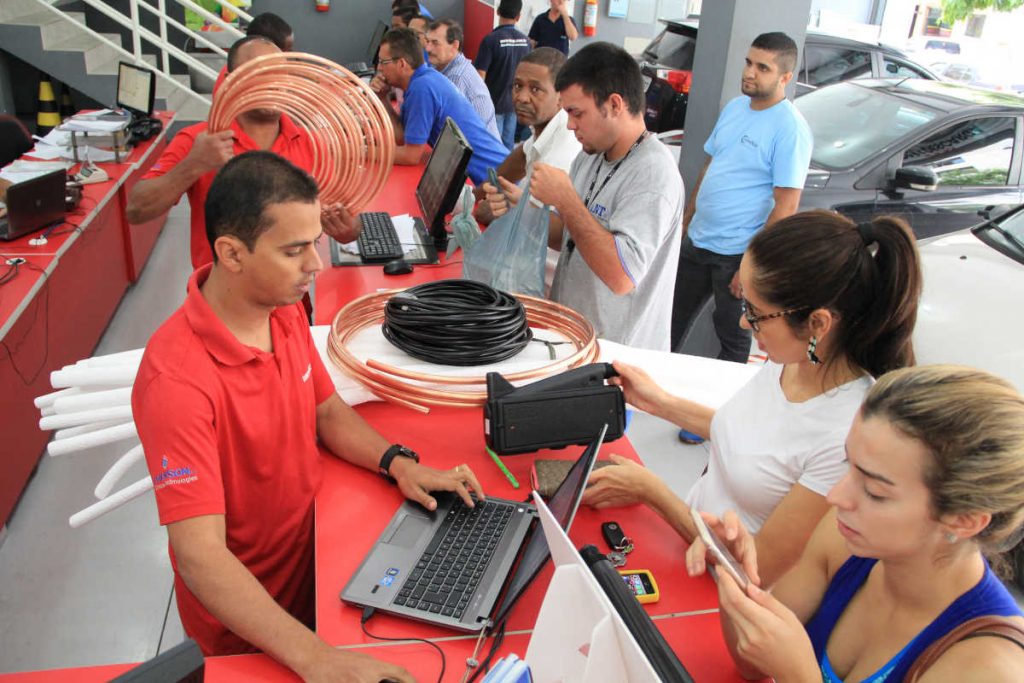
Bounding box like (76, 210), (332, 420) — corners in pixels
(378, 444), (419, 481)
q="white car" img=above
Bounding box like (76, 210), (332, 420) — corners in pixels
(915, 206), (1024, 391)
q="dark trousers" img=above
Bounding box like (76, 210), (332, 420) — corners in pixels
(671, 235), (751, 363)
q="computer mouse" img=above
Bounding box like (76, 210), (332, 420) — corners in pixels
(382, 258), (414, 276)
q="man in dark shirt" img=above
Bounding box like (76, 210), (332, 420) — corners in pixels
(528, 0), (578, 55)
(475, 0), (530, 151)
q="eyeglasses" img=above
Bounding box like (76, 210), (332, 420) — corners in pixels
(740, 298), (809, 333)
(378, 57), (399, 66)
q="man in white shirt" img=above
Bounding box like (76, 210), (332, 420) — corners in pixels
(476, 47), (579, 221)
(475, 47), (581, 291)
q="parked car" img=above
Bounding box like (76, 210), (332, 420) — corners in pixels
(794, 78), (1024, 239)
(930, 60), (1024, 96)
(639, 19), (938, 132)
(915, 204), (1024, 391)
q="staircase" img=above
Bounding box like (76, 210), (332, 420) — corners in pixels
(0, 0), (222, 127)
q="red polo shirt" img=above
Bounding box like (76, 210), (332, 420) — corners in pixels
(142, 115), (315, 269)
(132, 264), (335, 655)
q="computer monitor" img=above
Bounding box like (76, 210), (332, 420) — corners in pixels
(416, 117), (473, 250)
(116, 62), (156, 118)
(366, 20), (388, 68)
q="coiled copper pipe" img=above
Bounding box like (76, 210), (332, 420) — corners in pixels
(209, 52), (394, 210)
(327, 289), (600, 412)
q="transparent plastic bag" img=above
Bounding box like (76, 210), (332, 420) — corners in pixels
(462, 186), (550, 298)
(447, 185), (481, 258)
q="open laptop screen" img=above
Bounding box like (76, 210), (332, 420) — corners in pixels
(490, 424), (608, 626)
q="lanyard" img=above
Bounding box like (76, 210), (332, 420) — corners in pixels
(582, 131), (648, 209)
(567, 131), (648, 257)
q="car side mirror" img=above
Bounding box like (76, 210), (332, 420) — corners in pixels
(894, 165), (938, 192)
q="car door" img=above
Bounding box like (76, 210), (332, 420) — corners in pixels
(872, 114), (1023, 239)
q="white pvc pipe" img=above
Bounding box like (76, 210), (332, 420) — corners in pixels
(53, 387), (132, 414)
(40, 406), (56, 417)
(50, 364), (137, 389)
(95, 444), (146, 500)
(54, 420), (125, 441)
(39, 405), (134, 431)
(34, 386), (81, 409)
(70, 477), (153, 528)
(48, 422), (138, 456)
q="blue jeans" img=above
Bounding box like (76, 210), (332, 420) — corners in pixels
(495, 112), (517, 152)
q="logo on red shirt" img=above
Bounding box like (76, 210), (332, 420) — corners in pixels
(153, 455), (199, 490)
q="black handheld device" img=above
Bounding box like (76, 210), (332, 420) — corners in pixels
(484, 363), (626, 455)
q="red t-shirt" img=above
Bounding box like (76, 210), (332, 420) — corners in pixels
(141, 115), (315, 269)
(132, 264), (335, 655)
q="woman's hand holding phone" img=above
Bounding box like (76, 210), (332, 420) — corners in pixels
(687, 508), (761, 589)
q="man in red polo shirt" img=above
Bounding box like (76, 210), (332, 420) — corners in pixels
(132, 151), (482, 680)
(127, 35), (358, 270)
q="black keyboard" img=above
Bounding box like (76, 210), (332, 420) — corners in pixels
(357, 211), (404, 263)
(392, 498), (515, 619)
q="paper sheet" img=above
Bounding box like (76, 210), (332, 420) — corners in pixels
(0, 160), (72, 184)
(61, 118), (129, 133)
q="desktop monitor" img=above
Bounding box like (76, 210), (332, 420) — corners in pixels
(117, 62), (156, 118)
(416, 117), (473, 250)
(366, 20), (388, 68)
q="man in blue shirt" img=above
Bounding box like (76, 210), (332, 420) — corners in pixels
(671, 32), (812, 362)
(425, 19), (500, 139)
(528, 0), (577, 55)
(371, 28), (507, 184)
(475, 0), (530, 150)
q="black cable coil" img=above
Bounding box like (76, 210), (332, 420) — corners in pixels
(382, 279), (533, 366)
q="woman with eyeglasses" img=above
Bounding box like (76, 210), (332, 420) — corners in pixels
(705, 366), (1024, 682)
(582, 209), (921, 586)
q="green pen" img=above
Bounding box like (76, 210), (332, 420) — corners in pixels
(485, 445), (520, 489)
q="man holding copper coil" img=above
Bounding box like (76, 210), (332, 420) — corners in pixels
(132, 151), (483, 680)
(126, 35), (361, 271)
(370, 27), (508, 184)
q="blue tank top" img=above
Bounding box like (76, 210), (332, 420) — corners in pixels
(805, 555), (1022, 682)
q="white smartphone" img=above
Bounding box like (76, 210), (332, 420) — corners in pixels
(690, 508), (751, 589)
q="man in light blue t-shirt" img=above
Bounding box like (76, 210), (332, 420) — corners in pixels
(671, 32), (812, 362)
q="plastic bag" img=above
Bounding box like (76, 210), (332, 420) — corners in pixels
(447, 185), (481, 258)
(462, 185), (550, 298)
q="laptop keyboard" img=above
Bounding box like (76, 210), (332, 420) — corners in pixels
(393, 498), (516, 619)
(357, 211), (404, 263)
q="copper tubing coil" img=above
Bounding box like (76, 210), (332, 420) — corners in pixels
(327, 289), (600, 413)
(209, 52), (394, 210)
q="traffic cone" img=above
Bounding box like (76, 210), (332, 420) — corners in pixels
(59, 84), (75, 120)
(36, 75), (60, 135)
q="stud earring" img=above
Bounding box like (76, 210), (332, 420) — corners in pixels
(807, 336), (821, 365)
(945, 532), (958, 544)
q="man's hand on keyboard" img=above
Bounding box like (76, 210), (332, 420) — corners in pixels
(321, 202), (360, 243)
(391, 459), (486, 512)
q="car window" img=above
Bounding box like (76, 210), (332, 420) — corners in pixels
(803, 46), (872, 87)
(795, 82), (939, 170)
(883, 57), (931, 80)
(641, 28), (696, 70)
(903, 117), (1016, 186)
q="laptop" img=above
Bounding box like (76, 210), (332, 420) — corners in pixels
(0, 169), (68, 241)
(341, 424), (607, 631)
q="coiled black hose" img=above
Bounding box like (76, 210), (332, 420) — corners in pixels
(382, 279), (533, 366)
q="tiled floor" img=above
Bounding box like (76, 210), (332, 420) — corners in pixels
(0, 199), (711, 674)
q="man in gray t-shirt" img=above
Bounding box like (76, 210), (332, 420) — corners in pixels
(529, 42), (684, 351)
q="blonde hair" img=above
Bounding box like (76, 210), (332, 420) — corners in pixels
(862, 366), (1024, 563)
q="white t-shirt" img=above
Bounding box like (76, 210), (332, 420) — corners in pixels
(686, 362), (873, 533)
(521, 108), (581, 292)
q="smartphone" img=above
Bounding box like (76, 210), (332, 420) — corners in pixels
(618, 569), (660, 604)
(487, 166), (501, 190)
(689, 508), (750, 589)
